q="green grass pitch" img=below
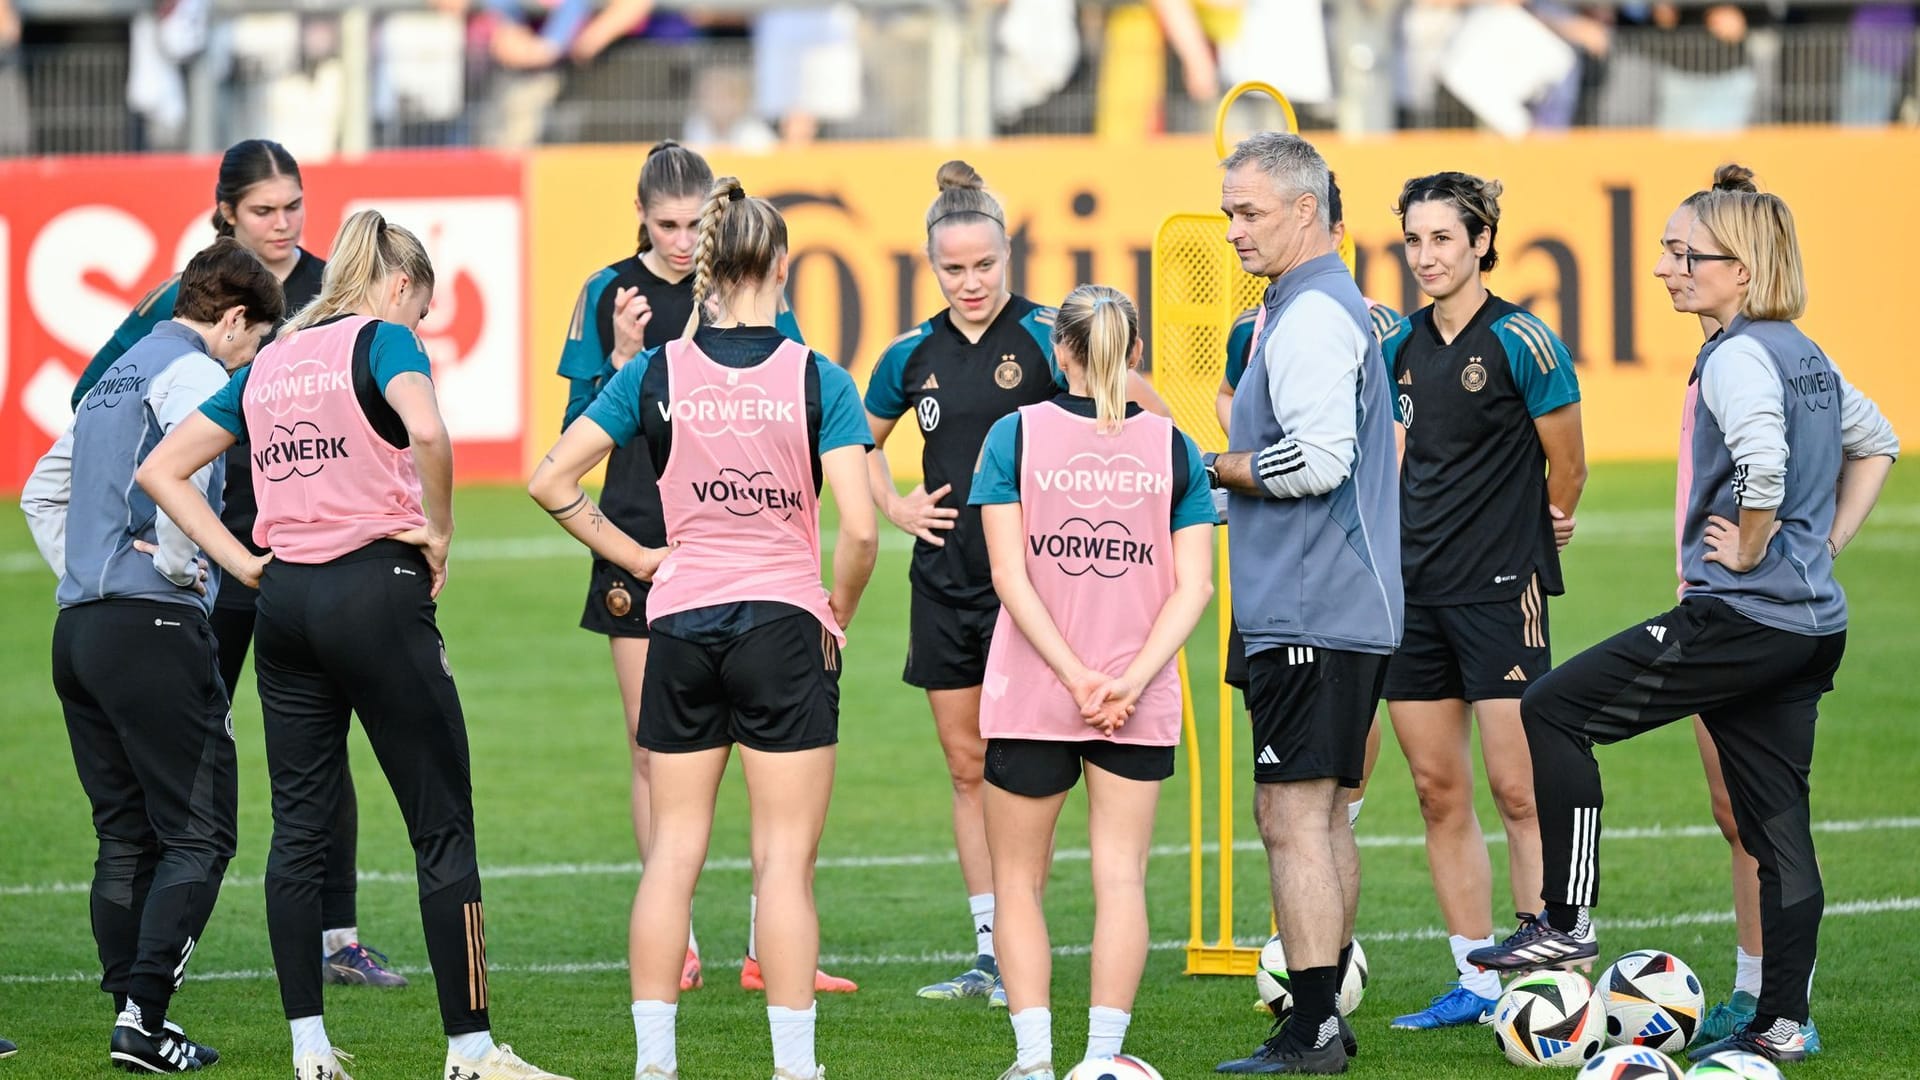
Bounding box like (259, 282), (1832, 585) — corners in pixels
(2, 462), (1916, 1078)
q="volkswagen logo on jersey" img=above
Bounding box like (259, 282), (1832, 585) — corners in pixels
(1033, 517), (1156, 579)
(255, 421), (348, 481)
(917, 395), (941, 432)
(658, 383), (796, 438)
(1032, 452), (1169, 511)
(995, 356), (1023, 390)
(83, 365), (146, 409)
(1461, 358), (1489, 393)
(691, 466), (804, 521)
(246, 357), (348, 419)
(1399, 393), (1414, 427)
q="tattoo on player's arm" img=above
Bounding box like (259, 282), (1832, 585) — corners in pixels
(545, 493), (589, 519)
(587, 505), (606, 531)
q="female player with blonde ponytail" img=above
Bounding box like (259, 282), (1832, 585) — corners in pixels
(969, 286), (1216, 1080)
(530, 177), (877, 1080)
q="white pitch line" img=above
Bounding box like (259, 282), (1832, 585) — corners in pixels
(3, 895), (1916, 986)
(4, 817), (1916, 899)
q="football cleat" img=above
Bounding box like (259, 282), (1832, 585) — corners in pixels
(917, 957), (999, 1001)
(1390, 982), (1498, 1030)
(1686, 1019), (1808, 1064)
(296, 1048), (355, 1080)
(323, 943), (408, 988)
(1468, 912), (1597, 973)
(739, 956), (858, 993)
(444, 1043), (573, 1080)
(680, 948), (703, 992)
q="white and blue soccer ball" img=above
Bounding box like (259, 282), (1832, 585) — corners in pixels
(1683, 1051), (1787, 1080)
(1599, 950), (1706, 1053)
(1254, 934), (1367, 1017)
(1493, 969), (1607, 1067)
(1580, 1044), (1686, 1079)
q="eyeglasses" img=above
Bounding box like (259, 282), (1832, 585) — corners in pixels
(1683, 251), (1740, 274)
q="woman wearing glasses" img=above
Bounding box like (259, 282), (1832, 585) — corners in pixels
(1469, 167), (1898, 1070)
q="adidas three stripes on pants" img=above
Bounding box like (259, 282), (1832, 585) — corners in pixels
(1520, 595), (1845, 1025)
(254, 541), (491, 1035)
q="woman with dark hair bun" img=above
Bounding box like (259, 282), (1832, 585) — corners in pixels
(1378, 170), (1587, 1032)
(64, 138), (406, 991)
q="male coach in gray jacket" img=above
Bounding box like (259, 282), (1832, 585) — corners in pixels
(1208, 132), (1404, 1076)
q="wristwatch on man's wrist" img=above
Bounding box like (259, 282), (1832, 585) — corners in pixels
(1203, 452), (1221, 490)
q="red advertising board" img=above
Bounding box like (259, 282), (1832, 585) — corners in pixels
(0, 151), (526, 490)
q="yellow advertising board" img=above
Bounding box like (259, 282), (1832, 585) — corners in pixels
(526, 130), (1919, 474)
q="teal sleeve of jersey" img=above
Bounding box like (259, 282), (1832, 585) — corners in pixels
(1367, 303), (1405, 346)
(1170, 430), (1215, 530)
(1378, 316), (1414, 424)
(582, 349), (653, 447)
(1019, 305), (1067, 391)
(198, 365), (251, 437)
(74, 277), (180, 409)
(556, 269), (615, 381)
(816, 358), (875, 454)
(1493, 313), (1581, 418)
(563, 377), (601, 428)
(370, 323), (435, 392)
(863, 326), (923, 419)
(776, 304), (805, 345)
(968, 414), (1022, 506)
(1224, 312), (1257, 389)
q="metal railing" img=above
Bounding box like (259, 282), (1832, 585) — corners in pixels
(4, 0), (1915, 158)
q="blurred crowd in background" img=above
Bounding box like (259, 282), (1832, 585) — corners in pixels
(0, 0), (1913, 157)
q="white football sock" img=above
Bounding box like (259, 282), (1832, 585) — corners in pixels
(448, 1031), (494, 1061)
(687, 922), (699, 959)
(1085, 1005), (1130, 1060)
(1452, 935), (1502, 1000)
(1346, 797), (1364, 828)
(1010, 1007), (1052, 1071)
(632, 1000), (677, 1075)
(767, 1003), (817, 1078)
(321, 927), (357, 957)
(969, 893), (996, 961)
(290, 1016), (331, 1067)
(748, 894), (759, 962)
(1735, 946), (1763, 997)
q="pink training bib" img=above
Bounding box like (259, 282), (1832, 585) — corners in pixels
(979, 402), (1182, 746)
(647, 338), (841, 642)
(242, 315), (426, 564)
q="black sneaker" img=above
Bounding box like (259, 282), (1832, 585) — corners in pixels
(1686, 1018), (1809, 1064)
(1466, 911), (1597, 973)
(0, 1035), (17, 1058)
(110, 1019), (202, 1073)
(1338, 1016), (1358, 1059)
(162, 1021), (219, 1067)
(1215, 1016), (1350, 1074)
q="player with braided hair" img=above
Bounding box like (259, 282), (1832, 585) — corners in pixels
(554, 141), (844, 997)
(531, 176), (877, 1080)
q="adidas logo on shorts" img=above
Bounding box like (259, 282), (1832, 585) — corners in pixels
(1645, 624), (1668, 643)
(1256, 746), (1281, 766)
(1504, 666), (1527, 682)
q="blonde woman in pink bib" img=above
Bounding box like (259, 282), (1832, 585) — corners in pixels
(968, 285), (1216, 1080)
(529, 178), (877, 1080)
